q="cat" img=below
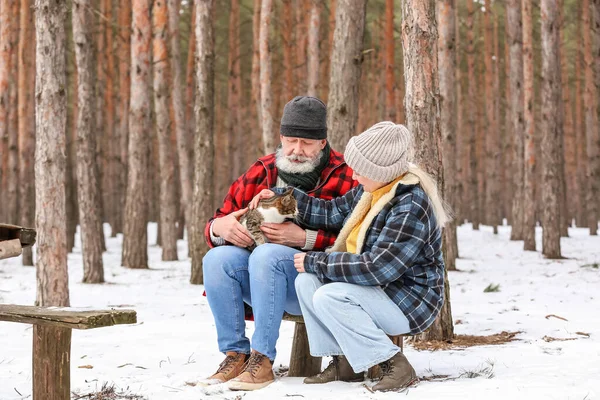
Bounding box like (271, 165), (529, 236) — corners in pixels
(240, 188), (298, 251)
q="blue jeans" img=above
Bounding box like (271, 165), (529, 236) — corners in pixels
(295, 273), (411, 373)
(202, 244), (302, 361)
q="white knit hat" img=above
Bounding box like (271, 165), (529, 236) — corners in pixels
(344, 121), (414, 183)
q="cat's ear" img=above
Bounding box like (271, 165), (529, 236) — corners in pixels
(283, 187), (294, 196)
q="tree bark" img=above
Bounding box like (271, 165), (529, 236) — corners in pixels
(583, 0), (599, 235)
(18, 0), (35, 266)
(190, 0), (216, 285)
(522, 0), (536, 251)
(402, 0), (453, 341)
(227, 0), (242, 180)
(32, 325), (71, 400)
(384, 0), (395, 121)
(282, 0), (294, 101)
(540, 0), (563, 258)
(307, 0), (320, 97)
(251, 0), (262, 154)
(73, 0), (104, 284)
(153, 0), (178, 261)
(466, 0), (479, 229)
(34, 0), (69, 307)
(437, 0), (458, 271)
(122, 0), (152, 269)
(574, 7), (587, 228)
(116, 0), (132, 236)
(323, 0), (336, 103)
(259, 0), (275, 154)
(327, 0), (367, 152)
(295, 0), (308, 94)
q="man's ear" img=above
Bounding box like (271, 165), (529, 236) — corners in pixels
(320, 139), (327, 149)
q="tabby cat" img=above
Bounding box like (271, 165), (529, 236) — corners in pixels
(240, 188), (298, 251)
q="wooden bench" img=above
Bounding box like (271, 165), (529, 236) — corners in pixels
(0, 223), (36, 260)
(0, 305), (137, 400)
(282, 312), (404, 378)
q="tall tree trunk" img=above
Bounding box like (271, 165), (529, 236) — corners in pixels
(455, 3), (464, 223)
(476, 13), (487, 229)
(190, 0), (216, 285)
(96, 0), (107, 229)
(251, 0), (262, 156)
(522, 0), (536, 251)
(593, 0), (600, 232)
(295, 0), (308, 94)
(73, 0), (104, 284)
(484, 0), (499, 233)
(153, 0), (178, 261)
(185, 1), (196, 184)
(323, 0), (336, 102)
(122, 0), (151, 269)
(0, 0), (19, 225)
(466, 0), (479, 229)
(259, 0), (275, 153)
(282, 0), (294, 101)
(169, 0), (193, 246)
(34, 0), (69, 307)
(18, 0), (35, 266)
(116, 0), (132, 236)
(402, 0), (453, 341)
(574, 8), (587, 228)
(327, 0), (367, 152)
(583, 0), (599, 235)
(384, 0), (395, 121)
(227, 0), (242, 179)
(437, 0), (458, 271)
(307, 0), (320, 96)
(540, 0), (563, 257)
(560, 3), (576, 228)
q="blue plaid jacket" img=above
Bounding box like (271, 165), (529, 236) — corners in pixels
(292, 183), (445, 335)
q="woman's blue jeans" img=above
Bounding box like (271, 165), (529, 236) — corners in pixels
(202, 244), (302, 361)
(294, 272), (411, 373)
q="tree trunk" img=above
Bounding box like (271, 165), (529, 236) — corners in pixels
(34, 0), (69, 307)
(282, 0), (294, 101)
(574, 8), (587, 228)
(522, 0), (536, 251)
(483, 0), (499, 233)
(251, 0), (262, 155)
(259, 0), (275, 154)
(455, 3), (464, 223)
(227, 0), (242, 179)
(104, 0), (117, 238)
(153, 0), (178, 261)
(540, 0), (562, 258)
(168, 0), (193, 247)
(295, 0), (308, 94)
(96, 0), (107, 230)
(185, 1), (196, 187)
(18, 0), (35, 266)
(466, 0), (479, 229)
(323, 0), (336, 102)
(116, 0), (132, 236)
(190, 0), (216, 285)
(122, 0), (152, 269)
(402, 0), (453, 341)
(327, 0), (367, 152)
(583, 0), (599, 235)
(73, 0), (104, 284)
(307, 0), (320, 97)
(0, 0), (19, 226)
(384, 0), (395, 121)
(437, 0), (458, 271)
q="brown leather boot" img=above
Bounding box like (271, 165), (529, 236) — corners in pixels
(372, 352), (418, 392)
(228, 351), (275, 391)
(199, 352), (249, 386)
(304, 355), (364, 384)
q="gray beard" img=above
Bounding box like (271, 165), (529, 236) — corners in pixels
(275, 147), (323, 174)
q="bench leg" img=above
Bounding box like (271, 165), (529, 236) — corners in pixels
(288, 322), (322, 377)
(33, 325), (71, 400)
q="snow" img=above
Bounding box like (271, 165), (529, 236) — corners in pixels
(1, 223), (599, 400)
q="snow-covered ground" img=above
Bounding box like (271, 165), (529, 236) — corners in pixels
(1, 223), (599, 400)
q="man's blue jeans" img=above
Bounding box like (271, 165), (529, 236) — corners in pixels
(202, 244), (302, 361)
(295, 272), (411, 373)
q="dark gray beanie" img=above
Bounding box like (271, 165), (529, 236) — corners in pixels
(280, 96), (327, 140)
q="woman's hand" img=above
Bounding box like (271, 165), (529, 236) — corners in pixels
(248, 189), (276, 209)
(294, 253), (307, 273)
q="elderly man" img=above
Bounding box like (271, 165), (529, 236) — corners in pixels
(201, 96), (356, 390)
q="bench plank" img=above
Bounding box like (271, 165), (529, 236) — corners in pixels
(0, 304), (136, 329)
(0, 223), (36, 247)
(0, 238), (22, 260)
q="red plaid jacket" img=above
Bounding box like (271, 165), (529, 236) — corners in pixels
(204, 148), (357, 250)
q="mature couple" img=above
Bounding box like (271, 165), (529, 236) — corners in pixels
(201, 96), (448, 392)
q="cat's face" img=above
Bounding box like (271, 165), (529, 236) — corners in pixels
(261, 188), (298, 218)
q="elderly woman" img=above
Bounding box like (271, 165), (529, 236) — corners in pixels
(249, 122), (449, 392)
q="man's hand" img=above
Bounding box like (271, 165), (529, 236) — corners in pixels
(212, 208), (254, 248)
(249, 189), (276, 209)
(294, 253), (307, 273)
(260, 221), (307, 248)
